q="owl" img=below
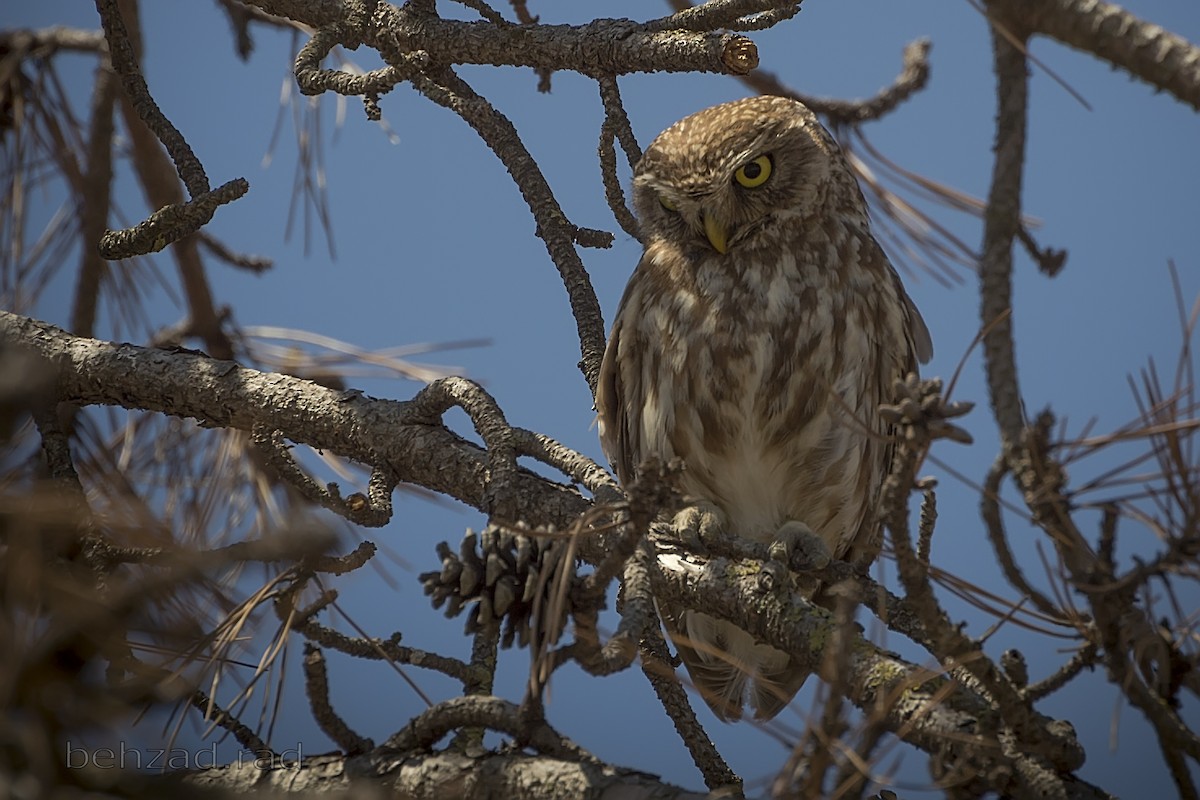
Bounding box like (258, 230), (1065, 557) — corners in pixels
(596, 96), (932, 721)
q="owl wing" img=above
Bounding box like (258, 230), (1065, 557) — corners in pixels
(887, 246), (933, 367)
(595, 262), (648, 487)
(841, 239), (933, 569)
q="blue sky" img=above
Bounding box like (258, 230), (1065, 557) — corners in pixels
(9, 0), (1200, 795)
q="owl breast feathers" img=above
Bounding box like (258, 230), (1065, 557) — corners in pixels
(595, 95), (932, 721)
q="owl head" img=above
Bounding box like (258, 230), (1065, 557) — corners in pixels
(632, 96), (858, 256)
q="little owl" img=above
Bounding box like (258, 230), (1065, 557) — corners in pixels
(596, 96), (932, 721)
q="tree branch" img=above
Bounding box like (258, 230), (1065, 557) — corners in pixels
(647, 535), (1095, 794)
(0, 312), (591, 530)
(992, 0), (1200, 111)
(248, 0), (760, 76)
(170, 749), (710, 798)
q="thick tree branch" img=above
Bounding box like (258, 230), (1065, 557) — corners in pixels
(992, 0), (1200, 111)
(171, 749), (709, 799)
(0, 312), (591, 530)
(249, 0), (760, 77)
(647, 535), (1098, 796)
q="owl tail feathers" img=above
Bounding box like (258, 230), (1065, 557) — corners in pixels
(669, 610), (807, 722)
(752, 663), (811, 720)
(680, 650), (752, 722)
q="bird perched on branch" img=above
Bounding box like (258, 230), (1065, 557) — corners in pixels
(596, 96), (932, 721)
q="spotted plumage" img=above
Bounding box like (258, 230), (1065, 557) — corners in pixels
(596, 96), (931, 721)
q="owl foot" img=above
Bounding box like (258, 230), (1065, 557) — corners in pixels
(769, 521), (831, 572)
(671, 502), (727, 552)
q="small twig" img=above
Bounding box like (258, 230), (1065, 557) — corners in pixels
(451, 623), (500, 751)
(724, 4), (801, 32)
(97, 178), (250, 259)
(736, 36), (932, 126)
(94, 0), (208, 196)
(1012, 413), (1096, 587)
(32, 404), (116, 592)
(214, 0), (298, 57)
(294, 23), (428, 100)
(639, 626), (742, 793)
(99, 529), (335, 570)
(196, 232), (274, 274)
(304, 540), (378, 575)
(1097, 504), (1118, 573)
(916, 478), (937, 568)
(290, 616), (472, 683)
(251, 425), (396, 527)
(596, 76), (642, 241)
(569, 538), (659, 681)
(94, 0), (249, 258)
(214, 0), (256, 59)
(647, 0), (798, 33)
(1000, 649), (1030, 689)
(978, 9), (1030, 446)
(785, 586), (859, 799)
(548, 461), (683, 690)
(451, 0), (511, 25)
(407, 377), (519, 520)
(303, 645), (375, 754)
(33, 405), (84, 487)
(304, 592), (440, 708)
(1162, 738), (1200, 800)
(830, 708), (891, 800)
(981, 452), (1065, 619)
(383, 696), (598, 762)
(511, 426), (621, 502)
(190, 688), (273, 758)
(505, 0), (551, 91)
(408, 68), (607, 393)
(881, 378), (1084, 777)
(1016, 225), (1067, 277)
(569, 225), (615, 249)
(579, 459), (681, 597)
(508, 0), (536, 23)
(596, 74), (642, 168)
(1024, 641), (1099, 702)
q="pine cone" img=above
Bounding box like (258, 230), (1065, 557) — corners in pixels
(420, 524), (567, 648)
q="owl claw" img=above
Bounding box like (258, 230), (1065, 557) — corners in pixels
(671, 502), (727, 552)
(770, 521), (831, 572)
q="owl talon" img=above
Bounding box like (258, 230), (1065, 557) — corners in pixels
(771, 521), (831, 572)
(671, 502), (727, 552)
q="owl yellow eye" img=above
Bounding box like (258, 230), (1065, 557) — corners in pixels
(659, 195), (678, 211)
(734, 155), (773, 188)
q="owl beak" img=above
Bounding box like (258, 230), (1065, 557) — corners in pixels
(702, 212), (729, 254)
